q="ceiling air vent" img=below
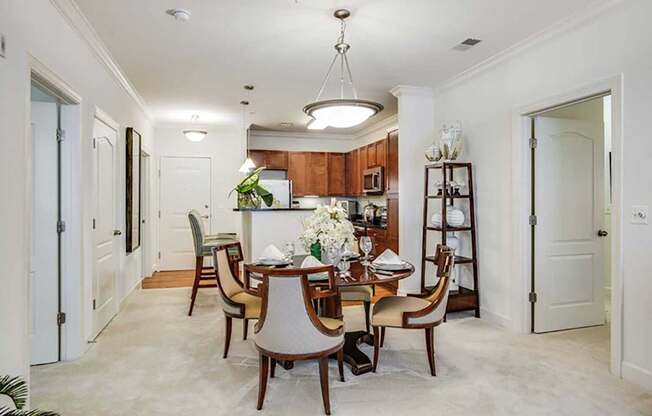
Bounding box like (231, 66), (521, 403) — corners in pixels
(452, 38), (482, 51)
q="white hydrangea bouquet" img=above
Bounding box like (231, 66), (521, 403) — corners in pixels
(299, 201), (355, 261)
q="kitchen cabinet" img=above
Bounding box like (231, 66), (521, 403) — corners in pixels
(247, 150), (289, 170)
(386, 196), (399, 253)
(328, 153), (346, 196)
(387, 130), (399, 195)
(345, 149), (361, 196)
(376, 139), (387, 170)
(367, 143), (377, 168)
(359, 146), (367, 178)
(307, 152), (328, 196)
(288, 152), (310, 196)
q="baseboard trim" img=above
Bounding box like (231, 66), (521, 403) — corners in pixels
(622, 361), (652, 392)
(480, 307), (512, 329)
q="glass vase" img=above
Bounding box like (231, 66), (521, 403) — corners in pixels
(238, 193), (261, 209)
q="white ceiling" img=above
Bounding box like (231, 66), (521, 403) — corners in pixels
(74, 0), (605, 132)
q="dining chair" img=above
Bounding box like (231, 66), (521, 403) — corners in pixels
(188, 211), (240, 316)
(212, 243), (261, 358)
(371, 245), (454, 376)
(189, 209), (238, 241)
(245, 264), (345, 415)
(339, 285), (372, 333)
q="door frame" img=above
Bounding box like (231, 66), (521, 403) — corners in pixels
(140, 150), (152, 278)
(90, 107), (120, 339)
(27, 57), (84, 362)
(157, 155), (213, 271)
(510, 75), (624, 376)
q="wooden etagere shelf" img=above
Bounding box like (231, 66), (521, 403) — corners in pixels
(420, 161), (480, 317)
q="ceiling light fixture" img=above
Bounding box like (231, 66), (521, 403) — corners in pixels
(303, 9), (383, 130)
(166, 8), (192, 21)
(183, 115), (207, 142)
(238, 101), (256, 173)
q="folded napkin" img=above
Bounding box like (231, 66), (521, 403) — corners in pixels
(300, 256), (329, 281)
(259, 244), (285, 261)
(372, 249), (404, 265)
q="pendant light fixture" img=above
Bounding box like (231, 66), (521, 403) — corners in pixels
(238, 100), (256, 173)
(303, 9), (383, 130)
(183, 115), (207, 142)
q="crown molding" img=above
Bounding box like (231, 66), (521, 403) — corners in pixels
(389, 85), (434, 98)
(436, 0), (624, 93)
(50, 0), (153, 121)
(353, 113), (398, 137)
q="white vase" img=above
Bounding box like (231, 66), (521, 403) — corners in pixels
(430, 205), (465, 227)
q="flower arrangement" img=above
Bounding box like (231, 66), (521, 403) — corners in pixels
(299, 201), (355, 258)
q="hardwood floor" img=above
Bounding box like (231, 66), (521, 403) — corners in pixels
(142, 269), (397, 302)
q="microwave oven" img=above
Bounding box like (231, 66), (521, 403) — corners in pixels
(363, 166), (384, 194)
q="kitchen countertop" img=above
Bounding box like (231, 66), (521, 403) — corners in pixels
(351, 220), (387, 230)
(233, 207), (316, 212)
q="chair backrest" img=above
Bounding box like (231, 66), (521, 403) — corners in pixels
(248, 265), (343, 356)
(188, 210), (205, 257)
(404, 246), (455, 327)
(213, 244), (245, 301)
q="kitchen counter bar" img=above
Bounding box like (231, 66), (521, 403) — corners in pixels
(233, 208), (316, 212)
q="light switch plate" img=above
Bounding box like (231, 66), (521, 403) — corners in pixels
(631, 205), (648, 225)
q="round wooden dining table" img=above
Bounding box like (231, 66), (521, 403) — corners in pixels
(243, 258), (415, 376)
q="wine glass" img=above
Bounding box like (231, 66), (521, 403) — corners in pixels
(284, 242), (295, 264)
(360, 236), (373, 266)
(337, 245), (352, 277)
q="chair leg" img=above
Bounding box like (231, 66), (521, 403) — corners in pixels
(363, 301), (371, 334)
(318, 357), (331, 415)
(270, 358), (276, 378)
(223, 316), (232, 359)
(380, 327), (386, 348)
(372, 326), (380, 373)
(337, 348), (345, 382)
(188, 256), (203, 316)
(425, 327), (436, 376)
(257, 354), (269, 410)
(243, 319), (249, 340)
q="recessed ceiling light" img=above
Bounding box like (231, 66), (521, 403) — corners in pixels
(452, 38), (482, 51)
(166, 8), (191, 21)
(243, 85), (255, 90)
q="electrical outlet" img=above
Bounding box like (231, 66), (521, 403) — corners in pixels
(631, 205), (648, 225)
(0, 34), (5, 58)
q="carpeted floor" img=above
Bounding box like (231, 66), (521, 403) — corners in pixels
(31, 288), (651, 416)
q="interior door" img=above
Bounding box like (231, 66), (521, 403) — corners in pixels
(30, 101), (59, 364)
(159, 157), (211, 270)
(534, 116), (605, 333)
(92, 117), (118, 338)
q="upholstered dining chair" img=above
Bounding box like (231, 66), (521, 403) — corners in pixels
(188, 211), (240, 316)
(371, 245), (454, 376)
(212, 243), (261, 358)
(189, 209), (237, 242)
(339, 285), (373, 333)
(245, 264), (345, 415)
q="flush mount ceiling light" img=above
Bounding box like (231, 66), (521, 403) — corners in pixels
(183, 115), (207, 142)
(166, 8), (192, 21)
(303, 9), (383, 130)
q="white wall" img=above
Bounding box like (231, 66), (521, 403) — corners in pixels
(0, 0), (153, 379)
(153, 124), (244, 263)
(430, 0), (652, 389)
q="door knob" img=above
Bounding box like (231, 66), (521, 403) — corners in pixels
(201, 215), (210, 219)
(597, 230), (608, 237)
(113, 230), (122, 236)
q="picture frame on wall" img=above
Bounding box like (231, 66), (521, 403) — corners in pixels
(126, 127), (141, 253)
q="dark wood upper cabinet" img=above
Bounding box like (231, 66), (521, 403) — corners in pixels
(387, 130), (399, 194)
(247, 150), (289, 170)
(308, 152), (328, 196)
(265, 150), (288, 170)
(328, 153), (346, 196)
(288, 152), (310, 196)
(359, 146), (367, 178)
(347, 149), (361, 195)
(367, 143), (377, 168)
(248, 149), (266, 169)
(376, 138), (387, 170)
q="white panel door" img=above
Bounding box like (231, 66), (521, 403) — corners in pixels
(159, 157), (211, 270)
(92, 118), (118, 338)
(30, 102), (59, 364)
(534, 116), (605, 333)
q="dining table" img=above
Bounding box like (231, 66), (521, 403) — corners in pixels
(243, 255), (415, 376)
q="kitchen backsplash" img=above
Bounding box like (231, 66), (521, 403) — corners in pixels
(293, 195), (386, 214)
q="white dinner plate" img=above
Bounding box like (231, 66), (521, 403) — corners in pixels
(371, 262), (411, 271)
(256, 259), (290, 267)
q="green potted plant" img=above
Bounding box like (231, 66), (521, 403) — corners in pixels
(231, 167), (274, 209)
(0, 376), (59, 415)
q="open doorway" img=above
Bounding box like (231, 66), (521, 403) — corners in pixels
(29, 75), (81, 365)
(529, 94), (612, 335)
